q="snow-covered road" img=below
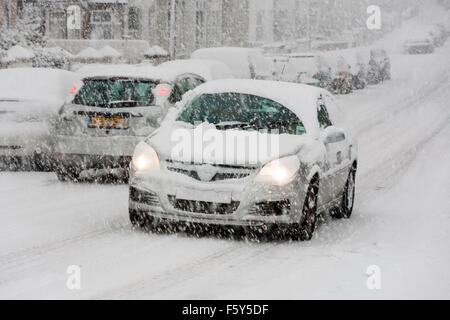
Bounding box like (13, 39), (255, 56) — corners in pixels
(1, 41), (450, 300)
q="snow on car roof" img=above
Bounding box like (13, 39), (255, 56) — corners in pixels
(190, 79), (326, 137)
(1, 45), (35, 63)
(75, 64), (178, 82)
(159, 59), (234, 81)
(98, 45), (121, 58)
(191, 47), (267, 79)
(0, 68), (79, 103)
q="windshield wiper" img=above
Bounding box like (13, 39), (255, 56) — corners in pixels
(214, 121), (258, 131)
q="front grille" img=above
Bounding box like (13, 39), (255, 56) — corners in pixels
(211, 172), (251, 181)
(166, 167), (201, 180)
(248, 200), (291, 216)
(130, 187), (160, 207)
(166, 161), (255, 182)
(168, 195), (240, 215)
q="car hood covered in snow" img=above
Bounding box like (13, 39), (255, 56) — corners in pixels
(147, 122), (316, 166)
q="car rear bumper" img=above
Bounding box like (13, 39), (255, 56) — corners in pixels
(54, 134), (143, 157)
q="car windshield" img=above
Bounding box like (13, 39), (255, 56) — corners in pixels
(177, 92), (306, 135)
(73, 78), (157, 108)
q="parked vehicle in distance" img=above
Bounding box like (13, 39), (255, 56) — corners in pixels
(330, 56), (353, 94)
(0, 68), (79, 171)
(52, 63), (231, 182)
(351, 53), (368, 90)
(275, 53), (333, 90)
(367, 49), (391, 85)
(403, 37), (435, 54)
(129, 79), (358, 241)
(427, 25), (446, 47)
(191, 47), (271, 80)
(159, 59), (234, 82)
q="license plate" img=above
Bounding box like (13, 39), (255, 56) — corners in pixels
(88, 115), (129, 129)
(176, 188), (232, 204)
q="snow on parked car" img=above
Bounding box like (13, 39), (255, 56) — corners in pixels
(367, 48), (391, 85)
(0, 68), (79, 171)
(159, 59), (234, 82)
(52, 62), (231, 182)
(191, 47), (271, 80)
(403, 34), (435, 54)
(129, 79), (358, 241)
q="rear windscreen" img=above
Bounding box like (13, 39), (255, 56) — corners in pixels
(73, 79), (157, 108)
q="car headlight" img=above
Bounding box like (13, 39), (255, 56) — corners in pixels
(256, 155), (300, 185)
(132, 142), (160, 172)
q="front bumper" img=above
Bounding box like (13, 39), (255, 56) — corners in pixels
(129, 170), (306, 227)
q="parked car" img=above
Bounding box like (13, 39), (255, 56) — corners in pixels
(280, 53), (333, 90)
(128, 79), (358, 241)
(403, 37), (435, 54)
(367, 49), (391, 85)
(159, 59), (233, 82)
(0, 68), (79, 171)
(330, 56), (353, 94)
(52, 63), (231, 182)
(351, 53), (368, 90)
(428, 25), (446, 47)
(191, 47), (271, 80)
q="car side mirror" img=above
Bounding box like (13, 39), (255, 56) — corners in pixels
(324, 127), (346, 144)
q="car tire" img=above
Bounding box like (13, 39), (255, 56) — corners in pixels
(292, 178), (319, 241)
(333, 167), (356, 219)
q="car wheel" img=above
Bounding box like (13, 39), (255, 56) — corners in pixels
(292, 179), (319, 241)
(333, 167), (356, 219)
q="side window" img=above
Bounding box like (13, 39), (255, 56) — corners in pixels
(176, 75), (205, 96)
(191, 76), (206, 88)
(168, 85), (182, 104)
(317, 97), (333, 129)
(177, 77), (194, 95)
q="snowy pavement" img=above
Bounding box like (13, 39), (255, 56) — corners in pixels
(1, 44), (450, 300)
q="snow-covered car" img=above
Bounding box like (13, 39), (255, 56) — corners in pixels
(330, 56), (354, 94)
(291, 53), (333, 90)
(191, 47), (271, 80)
(367, 48), (391, 85)
(159, 59), (234, 82)
(52, 63), (229, 182)
(403, 37), (435, 54)
(0, 68), (79, 171)
(129, 80), (358, 240)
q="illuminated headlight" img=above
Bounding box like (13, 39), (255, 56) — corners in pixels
(256, 156), (300, 185)
(132, 142), (160, 172)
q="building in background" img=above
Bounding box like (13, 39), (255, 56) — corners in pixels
(0, 0), (20, 28)
(248, 0), (418, 48)
(17, 0), (248, 58)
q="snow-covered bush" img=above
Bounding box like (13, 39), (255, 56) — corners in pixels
(32, 47), (72, 70)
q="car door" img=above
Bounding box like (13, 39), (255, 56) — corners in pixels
(317, 95), (349, 202)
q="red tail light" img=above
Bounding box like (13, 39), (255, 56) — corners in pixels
(158, 87), (170, 96)
(70, 85), (77, 94)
